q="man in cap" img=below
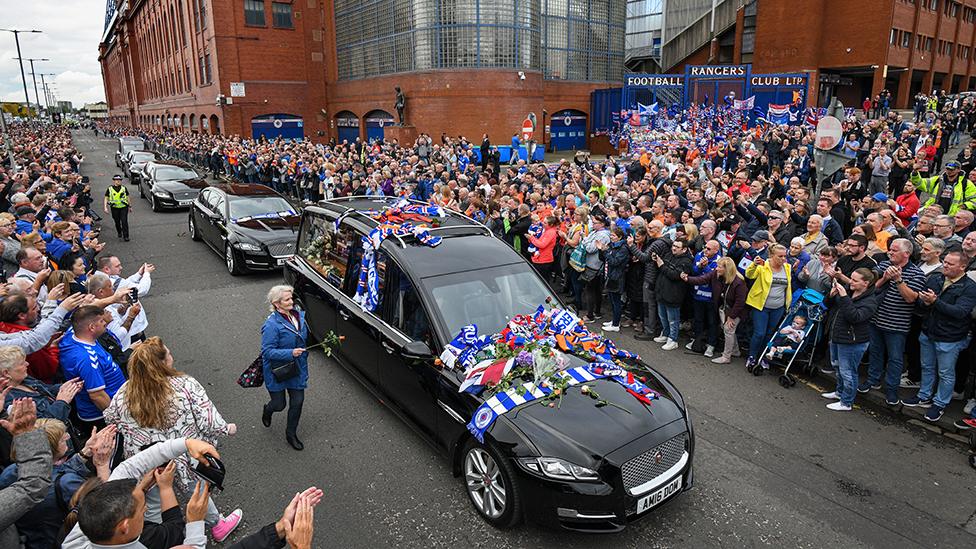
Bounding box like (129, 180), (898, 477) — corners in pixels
(103, 175), (131, 241)
(14, 207), (37, 236)
(910, 160), (976, 216)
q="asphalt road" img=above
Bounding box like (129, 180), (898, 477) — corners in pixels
(75, 130), (976, 548)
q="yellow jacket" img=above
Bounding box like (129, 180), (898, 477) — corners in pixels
(745, 261), (792, 310)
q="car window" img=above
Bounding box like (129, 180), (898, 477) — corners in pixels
(211, 195), (225, 218)
(199, 189), (214, 209)
(383, 261), (432, 346)
(154, 166), (197, 180)
(344, 244), (386, 309)
(298, 214), (355, 289)
(425, 262), (556, 338)
(228, 196), (294, 220)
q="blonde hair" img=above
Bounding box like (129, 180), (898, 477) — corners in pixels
(0, 345), (26, 374)
(46, 270), (76, 291)
(125, 337), (182, 430)
(266, 285), (294, 312)
(11, 419), (66, 460)
(717, 256), (742, 285)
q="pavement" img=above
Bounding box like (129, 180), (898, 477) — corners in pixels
(76, 129), (976, 548)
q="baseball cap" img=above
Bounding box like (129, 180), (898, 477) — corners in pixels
(871, 192), (889, 202)
(751, 230), (770, 242)
(15, 206), (35, 217)
(725, 213), (741, 225)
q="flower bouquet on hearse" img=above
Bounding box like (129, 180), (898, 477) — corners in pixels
(440, 302), (660, 443)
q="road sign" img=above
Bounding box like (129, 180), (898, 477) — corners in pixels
(230, 82), (245, 97)
(522, 118), (534, 140)
(814, 116), (842, 150)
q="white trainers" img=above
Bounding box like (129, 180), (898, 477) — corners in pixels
(820, 391), (840, 400)
(704, 345), (715, 358)
(951, 391), (965, 401)
(964, 399), (976, 415)
(662, 339), (678, 351)
(602, 321), (614, 328)
(603, 324), (620, 332)
(653, 335), (669, 343)
(685, 341), (694, 350)
(826, 402), (852, 411)
(711, 356), (731, 364)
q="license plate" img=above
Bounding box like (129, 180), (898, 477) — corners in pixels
(636, 475), (682, 514)
(277, 258), (288, 266)
(178, 200), (193, 206)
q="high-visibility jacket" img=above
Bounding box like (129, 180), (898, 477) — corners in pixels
(909, 172), (976, 215)
(107, 185), (129, 208)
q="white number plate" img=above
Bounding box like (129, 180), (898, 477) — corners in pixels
(277, 258), (288, 266)
(178, 200), (193, 206)
(636, 475), (682, 514)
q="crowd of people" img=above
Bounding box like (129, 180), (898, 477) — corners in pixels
(7, 89), (973, 547)
(0, 122), (321, 548)
(98, 90), (976, 427)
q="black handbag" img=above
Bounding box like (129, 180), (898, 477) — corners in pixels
(237, 355), (264, 388)
(271, 359), (300, 383)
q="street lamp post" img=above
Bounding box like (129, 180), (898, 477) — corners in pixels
(0, 29), (43, 119)
(19, 58), (49, 116)
(38, 74), (56, 111)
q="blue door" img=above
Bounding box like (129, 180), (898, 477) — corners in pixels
(251, 114), (304, 140)
(364, 110), (394, 143)
(335, 111), (360, 144)
(549, 110), (587, 151)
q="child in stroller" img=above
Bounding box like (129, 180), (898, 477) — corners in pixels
(760, 315), (808, 368)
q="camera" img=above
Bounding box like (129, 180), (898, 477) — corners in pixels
(128, 287), (139, 304)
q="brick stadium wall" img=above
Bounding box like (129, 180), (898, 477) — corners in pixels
(326, 70), (610, 146)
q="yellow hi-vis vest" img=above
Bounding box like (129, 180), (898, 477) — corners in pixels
(107, 185), (129, 208)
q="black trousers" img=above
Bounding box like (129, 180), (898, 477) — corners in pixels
(584, 274), (604, 318)
(265, 388), (305, 437)
(111, 206), (130, 238)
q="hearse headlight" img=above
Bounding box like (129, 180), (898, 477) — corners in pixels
(234, 241), (262, 252)
(518, 457), (600, 482)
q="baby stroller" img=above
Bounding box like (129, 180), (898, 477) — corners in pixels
(746, 289), (827, 388)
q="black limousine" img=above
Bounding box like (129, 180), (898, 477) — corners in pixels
(283, 197), (694, 532)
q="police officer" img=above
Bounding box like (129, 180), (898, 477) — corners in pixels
(104, 174), (131, 241)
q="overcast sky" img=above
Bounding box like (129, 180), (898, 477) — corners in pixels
(0, 0), (106, 108)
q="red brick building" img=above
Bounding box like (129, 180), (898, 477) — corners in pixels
(99, 0), (624, 150)
(664, 0), (976, 110)
(99, 0), (328, 138)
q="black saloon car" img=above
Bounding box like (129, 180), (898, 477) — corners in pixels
(189, 183), (300, 275)
(122, 150), (159, 182)
(114, 136), (145, 167)
(137, 161), (206, 211)
(283, 197), (694, 532)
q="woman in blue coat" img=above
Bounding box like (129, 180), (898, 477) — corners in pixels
(261, 285), (309, 450)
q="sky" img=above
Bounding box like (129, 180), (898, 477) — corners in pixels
(0, 0), (107, 108)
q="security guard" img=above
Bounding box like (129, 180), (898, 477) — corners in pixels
(910, 160), (976, 215)
(104, 174), (131, 241)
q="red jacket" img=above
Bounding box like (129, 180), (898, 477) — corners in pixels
(0, 322), (60, 383)
(895, 192), (920, 225)
(528, 226), (558, 264)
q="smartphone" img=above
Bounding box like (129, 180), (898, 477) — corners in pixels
(128, 288), (139, 304)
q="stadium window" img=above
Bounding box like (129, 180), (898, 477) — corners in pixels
(903, 31), (912, 48)
(244, 0), (266, 26)
(272, 2), (293, 29)
(891, 28), (898, 46)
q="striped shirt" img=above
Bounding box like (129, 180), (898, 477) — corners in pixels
(871, 260), (926, 331)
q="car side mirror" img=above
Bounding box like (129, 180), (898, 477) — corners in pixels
(401, 340), (432, 360)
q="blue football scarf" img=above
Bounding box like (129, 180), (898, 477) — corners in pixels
(467, 363), (660, 443)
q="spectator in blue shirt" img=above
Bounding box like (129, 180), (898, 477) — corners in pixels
(14, 207), (38, 236)
(58, 306), (127, 431)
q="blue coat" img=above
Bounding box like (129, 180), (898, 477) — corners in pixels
(261, 310), (309, 392)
